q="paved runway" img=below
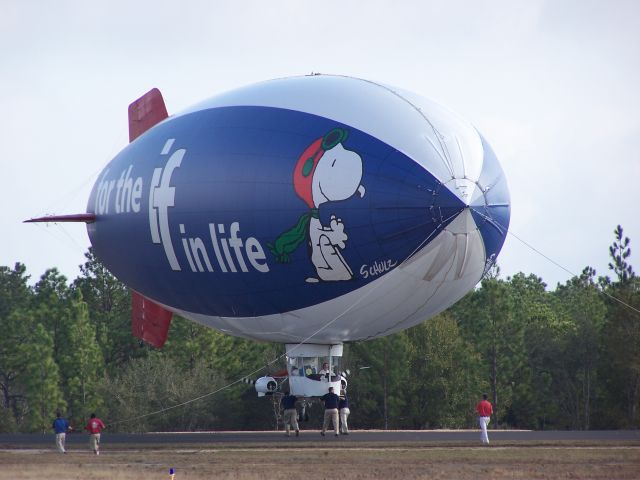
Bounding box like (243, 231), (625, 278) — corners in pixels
(1, 429), (639, 447)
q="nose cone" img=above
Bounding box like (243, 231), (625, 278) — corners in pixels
(435, 139), (510, 265)
(468, 136), (511, 266)
(412, 99), (510, 270)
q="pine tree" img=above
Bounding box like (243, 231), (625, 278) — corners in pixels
(600, 226), (640, 427)
(73, 249), (139, 370)
(453, 277), (518, 428)
(348, 334), (409, 429)
(406, 313), (485, 428)
(553, 268), (606, 429)
(20, 324), (66, 432)
(33, 268), (71, 363)
(58, 290), (105, 425)
(0, 264), (33, 430)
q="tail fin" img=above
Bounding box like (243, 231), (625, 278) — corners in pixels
(131, 291), (173, 348)
(128, 89), (172, 347)
(128, 87), (168, 142)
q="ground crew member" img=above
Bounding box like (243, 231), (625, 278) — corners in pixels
(320, 386), (340, 437)
(476, 393), (493, 444)
(85, 413), (106, 455)
(281, 391), (300, 437)
(339, 392), (350, 435)
(52, 411), (71, 453)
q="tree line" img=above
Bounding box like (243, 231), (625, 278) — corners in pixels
(1, 226), (638, 432)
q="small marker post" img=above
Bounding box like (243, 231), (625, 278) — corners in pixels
(169, 467), (175, 479)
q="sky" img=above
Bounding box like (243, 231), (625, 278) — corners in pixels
(1, 0), (639, 289)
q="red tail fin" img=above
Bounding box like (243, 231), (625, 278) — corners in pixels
(128, 88), (172, 347)
(128, 88), (168, 142)
(131, 292), (173, 348)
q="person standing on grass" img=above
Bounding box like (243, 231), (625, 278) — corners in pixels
(52, 411), (71, 454)
(476, 393), (493, 444)
(85, 413), (106, 455)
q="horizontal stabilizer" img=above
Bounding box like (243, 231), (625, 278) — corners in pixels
(24, 213), (96, 223)
(131, 291), (173, 348)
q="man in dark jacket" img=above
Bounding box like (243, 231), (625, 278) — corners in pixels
(320, 387), (340, 437)
(281, 391), (299, 437)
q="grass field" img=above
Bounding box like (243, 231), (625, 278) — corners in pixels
(1, 442), (639, 480)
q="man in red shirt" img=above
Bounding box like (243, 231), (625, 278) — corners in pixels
(475, 393), (493, 444)
(85, 413), (106, 455)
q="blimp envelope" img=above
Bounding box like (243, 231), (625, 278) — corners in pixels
(87, 75), (510, 344)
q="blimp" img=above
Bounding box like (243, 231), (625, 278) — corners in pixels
(27, 74), (510, 398)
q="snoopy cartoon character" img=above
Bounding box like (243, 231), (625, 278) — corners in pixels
(268, 128), (365, 282)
